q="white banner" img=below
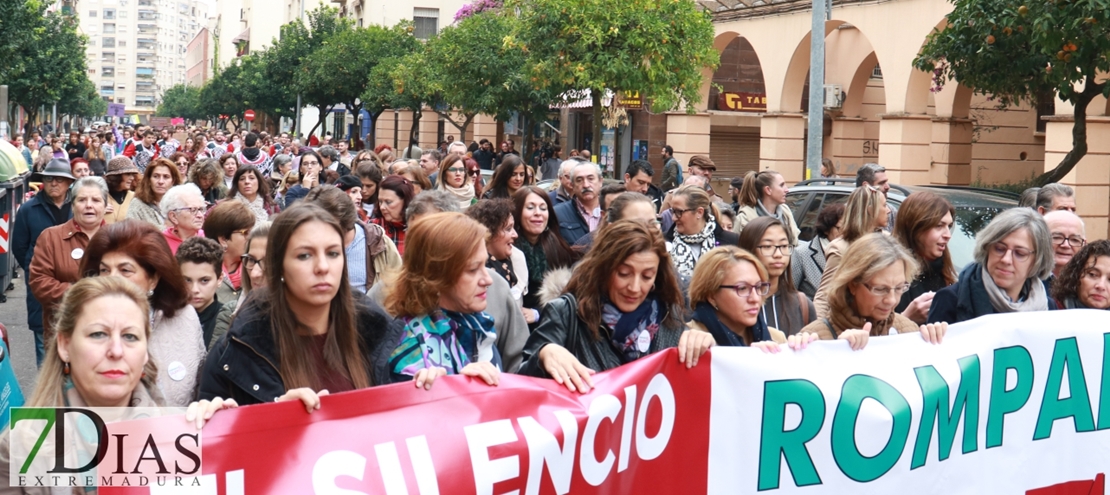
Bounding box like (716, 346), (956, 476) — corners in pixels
(709, 309), (1110, 494)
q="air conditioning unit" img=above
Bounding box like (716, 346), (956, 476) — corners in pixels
(823, 84), (845, 110)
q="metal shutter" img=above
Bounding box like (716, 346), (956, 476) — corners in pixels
(709, 128), (760, 182)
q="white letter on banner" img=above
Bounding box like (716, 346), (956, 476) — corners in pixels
(618, 385), (637, 473)
(373, 442), (408, 495)
(464, 420), (520, 495)
(313, 451), (370, 495)
(519, 411), (578, 495)
(636, 374), (675, 461)
(580, 394), (621, 486)
(406, 436), (440, 495)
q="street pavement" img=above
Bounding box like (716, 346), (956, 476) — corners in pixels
(1, 277), (44, 398)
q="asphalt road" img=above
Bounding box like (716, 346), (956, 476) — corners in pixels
(1, 276), (44, 399)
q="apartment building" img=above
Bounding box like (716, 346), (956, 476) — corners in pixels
(77, 0), (209, 115)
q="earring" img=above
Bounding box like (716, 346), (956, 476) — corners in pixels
(147, 289), (154, 297)
(63, 361), (70, 375)
(280, 276), (285, 283)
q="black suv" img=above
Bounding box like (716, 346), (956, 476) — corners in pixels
(784, 179), (1019, 269)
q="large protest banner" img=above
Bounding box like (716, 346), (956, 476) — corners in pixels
(101, 310), (1109, 494)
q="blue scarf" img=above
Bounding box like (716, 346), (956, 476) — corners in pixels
(692, 302), (771, 347)
(601, 296), (662, 363)
(390, 309), (500, 377)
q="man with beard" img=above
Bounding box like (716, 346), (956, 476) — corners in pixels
(124, 129), (159, 173)
(553, 160), (602, 244)
(235, 132), (273, 177)
(158, 127), (181, 158)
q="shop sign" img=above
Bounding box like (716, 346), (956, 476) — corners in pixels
(619, 91), (643, 110)
(717, 92), (767, 112)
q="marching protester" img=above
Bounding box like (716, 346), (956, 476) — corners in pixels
(399, 163), (432, 194)
(227, 165), (281, 223)
(1051, 240), (1110, 310)
(218, 154), (239, 191)
(1043, 210), (1086, 278)
(160, 184), (208, 254)
(893, 192), (956, 324)
(29, 176), (107, 341)
(126, 157), (184, 228)
(801, 233), (948, 350)
(737, 216), (815, 337)
(792, 203), (844, 300)
(200, 204), (393, 405)
(928, 208), (1056, 324)
(171, 152), (192, 179)
(235, 132), (273, 177)
(103, 156), (140, 224)
(553, 160), (603, 245)
(482, 154), (527, 200)
(436, 153), (478, 209)
(512, 186), (580, 323)
(304, 185), (400, 293)
(813, 185), (891, 318)
(370, 175), (415, 255)
(378, 212), (504, 388)
(176, 237), (226, 346)
(356, 161), (383, 219)
(686, 245), (818, 351)
(519, 220), (715, 394)
(467, 199), (528, 307)
(283, 150), (323, 207)
(574, 191), (659, 251)
(667, 185), (738, 280)
(733, 170), (801, 244)
(80, 220), (206, 407)
(189, 158), (228, 207)
(211, 221), (270, 348)
(202, 201), (255, 305)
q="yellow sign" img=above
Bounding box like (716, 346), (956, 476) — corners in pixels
(618, 91), (643, 110)
(717, 92), (768, 112)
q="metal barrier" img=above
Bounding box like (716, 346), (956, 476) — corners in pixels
(0, 140), (31, 303)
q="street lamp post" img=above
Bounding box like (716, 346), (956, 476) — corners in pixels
(805, 0), (831, 180)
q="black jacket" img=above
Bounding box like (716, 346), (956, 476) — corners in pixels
(518, 294), (683, 378)
(198, 290), (394, 405)
(896, 257), (951, 314)
(554, 199), (592, 245)
(927, 262), (1056, 325)
(12, 190), (72, 271)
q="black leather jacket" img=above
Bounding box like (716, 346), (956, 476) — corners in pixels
(518, 294), (683, 378)
(198, 290), (394, 405)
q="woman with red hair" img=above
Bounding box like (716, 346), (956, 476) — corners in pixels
(79, 220), (206, 406)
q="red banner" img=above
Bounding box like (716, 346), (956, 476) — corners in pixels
(104, 350), (711, 494)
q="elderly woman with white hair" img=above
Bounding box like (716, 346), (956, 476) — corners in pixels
(928, 208), (1056, 324)
(160, 183), (208, 254)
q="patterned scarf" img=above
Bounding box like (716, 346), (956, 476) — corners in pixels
(487, 254), (518, 288)
(670, 215), (718, 277)
(389, 309), (498, 377)
(601, 296), (662, 364)
(980, 266), (1048, 314)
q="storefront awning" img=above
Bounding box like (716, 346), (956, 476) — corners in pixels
(231, 28), (250, 43)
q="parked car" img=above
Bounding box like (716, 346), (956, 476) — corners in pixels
(784, 178), (1019, 269)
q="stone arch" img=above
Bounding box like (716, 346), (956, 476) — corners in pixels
(708, 34), (767, 111)
(780, 20), (848, 113)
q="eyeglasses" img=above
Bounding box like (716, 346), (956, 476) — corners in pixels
(755, 244), (793, 256)
(232, 228), (250, 237)
(1051, 233), (1086, 249)
(241, 254), (263, 271)
(446, 167), (466, 174)
(671, 207), (692, 216)
(719, 282), (771, 298)
(174, 206), (206, 216)
(860, 282), (911, 297)
(990, 242), (1032, 263)
(42, 176), (69, 184)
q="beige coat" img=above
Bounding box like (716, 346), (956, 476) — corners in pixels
(149, 306), (206, 406)
(103, 191), (135, 225)
(733, 203), (802, 246)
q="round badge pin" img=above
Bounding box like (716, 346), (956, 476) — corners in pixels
(168, 361), (187, 381)
(71, 248), (85, 260)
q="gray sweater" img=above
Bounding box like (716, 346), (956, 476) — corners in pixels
(150, 306), (207, 406)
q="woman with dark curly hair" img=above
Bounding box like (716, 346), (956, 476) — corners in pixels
(227, 165), (280, 223)
(466, 199), (528, 307)
(1052, 239), (1110, 310)
(188, 158), (227, 207)
(512, 186), (579, 322)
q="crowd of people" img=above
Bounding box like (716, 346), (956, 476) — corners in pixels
(5, 123), (1109, 457)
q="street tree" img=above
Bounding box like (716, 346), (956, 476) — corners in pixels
(6, 8), (91, 133)
(507, 0), (719, 159)
(292, 6), (354, 137)
(388, 52), (438, 158)
(58, 78), (107, 120)
(156, 84), (204, 122)
(915, 0), (1110, 185)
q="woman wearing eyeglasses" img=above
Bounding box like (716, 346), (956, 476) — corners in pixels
(928, 208), (1056, 325)
(666, 185), (739, 280)
(687, 246), (819, 351)
(802, 233), (948, 350)
(435, 153), (477, 210)
(738, 216), (815, 337)
(160, 183), (208, 254)
(211, 222), (270, 348)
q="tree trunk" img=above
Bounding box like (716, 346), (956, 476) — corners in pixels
(591, 88), (602, 158)
(366, 110), (383, 150)
(437, 111), (475, 143)
(1034, 74), (1104, 186)
(347, 103), (362, 144)
(406, 108), (422, 159)
(521, 113), (534, 168)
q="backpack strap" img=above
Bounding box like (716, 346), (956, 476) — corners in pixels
(797, 292), (810, 324)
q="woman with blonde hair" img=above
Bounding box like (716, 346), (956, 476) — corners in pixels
(733, 170), (801, 244)
(188, 158), (227, 207)
(378, 212), (502, 389)
(666, 185), (739, 279)
(813, 185), (891, 318)
(687, 246), (818, 350)
(801, 233), (948, 350)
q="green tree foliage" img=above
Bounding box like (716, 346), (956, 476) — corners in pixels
(507, 0), (719, 156)
(299, 23), (417, 142)
(57, 78), (107, 119)
(293, 6), (355, 137)
(156, 84), (204, 121)
(915, 0), (1110, 185)
(199, 61), (248, 129)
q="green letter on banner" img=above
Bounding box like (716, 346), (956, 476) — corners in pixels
(1099, 333), (1110, 430)
(986, 346), (1034, 448)
(758, 379), (825, 490)
(910, 355), (981, 469)
(1034, 337), (1095, 439)
(830, 375), (912, 483)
